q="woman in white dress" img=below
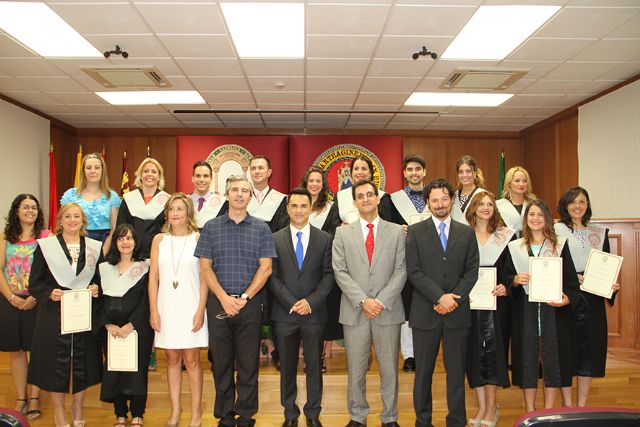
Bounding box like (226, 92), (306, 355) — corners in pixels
(451, 155), (486, 225)
(496, 166), (537, 237)
(149, 193), (207, 427)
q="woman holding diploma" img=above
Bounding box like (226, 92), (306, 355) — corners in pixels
(451, 155), (486, 225)
(555, 187), (620, 407)
(149, 193), (207, 427)
(0, 194), (51, 420)
(496, 166), (536, 236)
(504, 199), (579, 412)
(464, 192), (516, 426)
(60, 152), (121, 252)
(98, 223), (151, 427)
(27, 203), (103, 427)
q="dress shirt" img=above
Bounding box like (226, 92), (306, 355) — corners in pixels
(431, 215), (452, 240)
(190, 191), (214, 205)
(359, 216), (380, 241)
(289, 222), (311, 260)
(404, 185), (426, 212)
(253, 186), (269, 205)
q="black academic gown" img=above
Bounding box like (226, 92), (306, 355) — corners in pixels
(116, 189), (166, 259)
(27, 235), (103, 394)
(504, 244), (579, 389)
(466, 237), (515, 389)
(98, 272), (153, 402)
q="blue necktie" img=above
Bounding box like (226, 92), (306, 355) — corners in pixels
(295, 231), (304, 270)
(439, 222), (447, 251)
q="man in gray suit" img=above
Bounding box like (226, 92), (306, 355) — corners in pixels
(269, 188), (334, 427)
(332, 180), (407, 427)
(406, 178), (479, 427)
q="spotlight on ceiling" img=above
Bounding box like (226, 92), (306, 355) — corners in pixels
(412, 46), (438, 60)
(103, 45), (129, 59)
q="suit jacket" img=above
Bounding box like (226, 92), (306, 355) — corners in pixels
(406, 217), (479, 330)
(332, 218), (406, 326)
(268, 225), (335, 324)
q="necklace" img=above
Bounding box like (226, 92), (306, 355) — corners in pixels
(170, 234), (189, 289)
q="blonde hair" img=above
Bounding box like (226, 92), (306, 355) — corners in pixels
(76, 152), (113, 199)
(455, 155), (485, 192)
(55, 203), (88, 236)
(502, 166), (536, 202)
(134, 158), (165, 190)
(160, 193), (199, 234)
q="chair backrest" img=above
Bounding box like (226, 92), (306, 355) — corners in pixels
(0, 408), (29, 427)
(513, 407), (640, 427)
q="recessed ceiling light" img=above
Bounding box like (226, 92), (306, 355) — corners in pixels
(442, 5), (560, 60)
(404, 92), (513, 107)
(0, 2), (102, 58)
(220, 3), (304, 58)
(96, 91), (206, 106)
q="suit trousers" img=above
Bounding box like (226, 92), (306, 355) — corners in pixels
(413, 325), (469, 427)
(275, 321), (326, 421)
(207, 295), (262, 426)
(343, 321), (401, 424)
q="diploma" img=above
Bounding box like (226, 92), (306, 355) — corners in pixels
(582, 249), (623, 298)
(470, 267), (497, 310)
(108, 330), (138, 372)
(409, 213), (430, 225)
(529, 257), (563, 303)
(345, 210), (360, 224)
(60, 289), (92, 334)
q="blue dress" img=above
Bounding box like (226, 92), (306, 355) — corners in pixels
(61, 188), (122, 241)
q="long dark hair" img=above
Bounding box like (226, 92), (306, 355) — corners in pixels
(465, 191), (506, 234)
(3, 194), (45, 244)
(558, 186), (592, 229)
(522, 199), (557, 250)
(299, 165), (333, 212)
(455, 155), (485, 191)
(105, 223), (145, 265)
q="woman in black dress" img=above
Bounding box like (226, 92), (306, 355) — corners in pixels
(98, 224), (152, 427)
(555, 187), (619, 407)
(28, 203), (103, 427)
(465, 192), (516, 426)
(451, 154), (486, 225)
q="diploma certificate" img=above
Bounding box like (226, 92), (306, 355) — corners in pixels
(409, 213), (431, 225)
(60, 289), (92, 334)
(108, 330), (138, 372)
(582, 249), (623, 299)
(529, 257), (563, 303)
(470, 267), (497, 310)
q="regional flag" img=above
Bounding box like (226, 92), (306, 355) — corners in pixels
(121, 150), (130, 196)
(73, 145), (83, 188)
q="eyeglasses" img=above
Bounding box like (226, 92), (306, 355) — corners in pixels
(19, 205), (38, 211)
(355, 192), (376, 200)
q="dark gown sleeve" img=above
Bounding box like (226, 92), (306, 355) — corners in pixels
(388, 198), (406, 226)
(116, 199), (132, 228)
(116, 197), (165, 259)
(127, 273), (151, 333)
(503, 248), (522, 299)
(28, 246), (55, 301)
(324, 201), (341, 237)
(561, 245), (580, 303)
(378, 193), (393, 221)
(269, 198), (290, 233)
(602, 229), (618, 305)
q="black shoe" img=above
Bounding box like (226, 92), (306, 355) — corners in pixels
(306, 418), (323, 427)
(346, 421), (366, 427)
(402, 357), (415, 372)
(217, 423), (234, 427)
(282, 418), (298, 427)
(381, 422), (400, 427)
(321, 353), (327, 373)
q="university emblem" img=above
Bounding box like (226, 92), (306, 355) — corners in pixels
(205, 144), (253, 194)
(313, 144), (386, 194)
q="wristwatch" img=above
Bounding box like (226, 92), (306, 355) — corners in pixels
(241, 293), (250, 301)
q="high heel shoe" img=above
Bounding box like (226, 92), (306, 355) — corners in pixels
(188, 411), (203, 427)
(73, 419), (86, 427)
(15, 398), (28, 415)
(480, 406), (500, 427)
(165, 408), (182, 427)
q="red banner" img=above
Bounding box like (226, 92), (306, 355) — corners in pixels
(176, 136), (290, 194)
(289, 136), (404, 194)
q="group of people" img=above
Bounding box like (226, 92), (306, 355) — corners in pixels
(0, 151), (619, 427)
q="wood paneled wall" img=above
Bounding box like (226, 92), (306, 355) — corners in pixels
(403, 133), (521, 195)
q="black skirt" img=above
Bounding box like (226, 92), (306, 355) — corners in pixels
(0, 295), (37, 352)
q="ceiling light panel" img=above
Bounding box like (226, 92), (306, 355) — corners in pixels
(0, 2), (102, 58)
(442, 5), (561, 60)
(96, 91), (206, 106)
(221, 3), (304, 58)
(404, 92), (513, 107)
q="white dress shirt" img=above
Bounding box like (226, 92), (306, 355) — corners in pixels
(431, 215), (451, 239)
(290, 222), (311, 261)
(359, 216), (380, 241)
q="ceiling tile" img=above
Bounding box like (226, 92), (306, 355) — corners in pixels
(425, 123), (466, 131)
(0, 77), (38, 92)
(221, 121), (264, 128)
(1, 91), (60, 105)
(175, 58), (242, 77)
(241, 59), (304, 77)
(253, 91), (304, 104)
(308, 4), (390, 35)
(361, 77), (420, 92)
(570, 39), (640, 62)
(484, 106), (537, 116)
(0, 35), (37, 58)
(608, 13), (640, 37)
(427, 60), (500, 78)
(256, 103), (305, 110)
(354, 104), (401, 111)
(522, 79), (589, 94)
(85, 34), (170, 58)
(389, 113), (437, 124)
(509, 38), (595, 61)
(414, 77), (445, 91)
(191, 77), (249, 92)
(0, 58), (67, 77)
(135, 3), (227, 34)
(385, 5), (475, 36)
(368, 59), (431, 78)
(160, 35), (236, 58)
(307, 35), (379, 58)
(47, 92), (109, 104)
(545, 62), (621, 80)
(537, 6), (640, 38)
(499, 61), (562, 79)
(306, 77), (362, 92)
(346, 122), (387, 129)
(248, 77), (303, 92)
(49, 3), (150, 34)
(385, 122), (427, 129)
(183, 121), (226, 128)
(349, 113), (394, 122)
(355, 92), (409, 104)
(217, 112), (262, 122)
(67, 104), (124, 114)
(205, 102), (257, 110)
(307, 59), (370, 77)
(117, 105), (168, 114)
(19, 77), (89, 92)
(173, 112), (220, 121)
(502, 94), (562, 107)
(596, 62), (640, 80)
(305, 104), (353, 111)
(127, 113), (178, 122)
(431, 115), (480, 125)
(307, 92), (357, 104)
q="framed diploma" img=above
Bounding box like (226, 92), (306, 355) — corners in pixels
(60, 289), (92, 334)
(346, 210), (360, 224)
(582, 249), (623, 298)
(470, 267), (497, 310)
(409, 213), (431, 225)
(108, 331), (138, 372)
(528, 257), (563, 303)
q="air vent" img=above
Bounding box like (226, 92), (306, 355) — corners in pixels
(82, 66), (171, 88)
(440, 68), (528, 90)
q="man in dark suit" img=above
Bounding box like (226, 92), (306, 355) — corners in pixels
(269, 187), (335, 427)
(406, 178), (479, 427)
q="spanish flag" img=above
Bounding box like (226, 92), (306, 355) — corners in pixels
(498, 151), (506, 198)
(48, 145), (58, 229)
(121, 149), (130, 196)
(73, 145), (83, 188)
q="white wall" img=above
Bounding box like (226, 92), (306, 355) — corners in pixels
(578, 79), (640, 218)
(0, 98), (50, 222)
